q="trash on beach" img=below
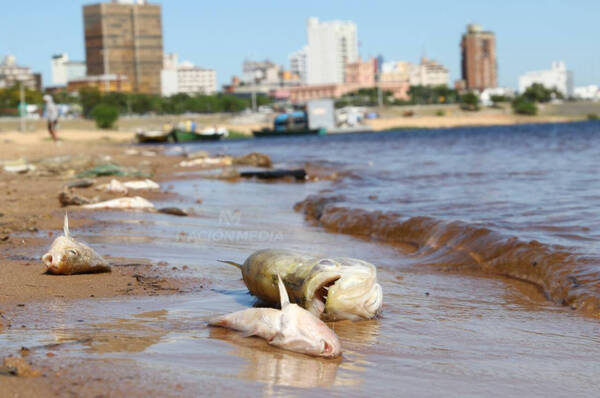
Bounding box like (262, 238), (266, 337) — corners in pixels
(2, 159), (36, 174)
(158, 207), (188, 216)
(240, 169), (307, 181)
(58, 190), (97, 207)
(221, 249), (383, 321)
(178, 157), (232, 168)
(82, 196), (154, 210)
(209, 275), (341, 358)
(96, 179), (160, 194)
(42, 213), (110, 275)
(77, 163), (151, 178)
(233, 152), (272, 168)
(66, 179), (95, 189)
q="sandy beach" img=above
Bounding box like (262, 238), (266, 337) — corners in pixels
(1, 123), (599, 397)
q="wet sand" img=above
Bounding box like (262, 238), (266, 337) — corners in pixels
(1, 129), (599, 397)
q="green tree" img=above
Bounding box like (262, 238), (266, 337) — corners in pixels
(91, 104), (119, 129)
(511, 96), (538, 115)
(460, 92), (480, 111)
(522, 83), (563, 103)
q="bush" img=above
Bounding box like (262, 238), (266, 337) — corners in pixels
(91, 104), (119, 129)
(435, 109), (445, 117)
(511, 96), (538, 115)
(460, 92), (480, 111)
(587, 113), (599, 121)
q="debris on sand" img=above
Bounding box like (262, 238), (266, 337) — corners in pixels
(77, 163), (150, 178)
(82, 196), (154, 210)
(66, 179), (95, 189)
(58, 190), (97, 207)
(1, 356), (41, 377)
(233, 152), (272, 168)
(179, 157), (232, 168)
(158, 207), (188, 217)
(240, 169), (307, 181)
(123, 179), (160, 191)
(2, 159), (36, 174)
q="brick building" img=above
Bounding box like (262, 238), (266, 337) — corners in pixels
(83, 0), (163, 94)
(460, 24), (497, 91)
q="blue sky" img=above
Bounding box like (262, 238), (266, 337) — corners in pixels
(2, 0), (599, 89)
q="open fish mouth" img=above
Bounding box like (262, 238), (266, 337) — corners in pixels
(308, 276), (341, 316)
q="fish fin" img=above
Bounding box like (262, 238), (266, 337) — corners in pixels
(277, 274), (290, 309)
(217, 260), (243, 270)
(63, 212), (70, 238)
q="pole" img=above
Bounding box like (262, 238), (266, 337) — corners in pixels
(251, 90), (257, 112)
(103, 49), (110, 93)
(19, 81), (25, 132)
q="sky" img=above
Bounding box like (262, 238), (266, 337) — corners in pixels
(1, 0), (599, 89)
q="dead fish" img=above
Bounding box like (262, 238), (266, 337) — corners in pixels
(82, 196), (154, 210)
(96, 179), (128, 194)
(42, 214), (110, 275)
(221, 249), (383, 321)
(122, 179), (160, 190)
(209, 275), (341, 358)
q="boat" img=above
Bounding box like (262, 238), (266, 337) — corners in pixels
(253, 111), (327, 138)
(135, 129), (172, 143)
(170, 122), (227, 142)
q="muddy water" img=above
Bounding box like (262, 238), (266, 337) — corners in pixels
(2, 122), (600, 396)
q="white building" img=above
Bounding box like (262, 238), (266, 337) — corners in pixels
(160, 54), (217, 96)
(242, 60), (280, 86)
(289, 46), (308, 84)
(381, 57), (449, 87)
(306, 17), (358, 85)
(518, 61), (574, 97)
(51, 53), (86, 86)
(0, 55), (38, 90)
(573, 85), (600, 101)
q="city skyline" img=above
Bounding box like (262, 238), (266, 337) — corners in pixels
(1, 0), (599, 89)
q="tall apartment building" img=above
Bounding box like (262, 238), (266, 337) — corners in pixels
(83, 0), (163, 94)
(460, 24), (497, 91)
(289, 46), (308, 84)
(161, 54), (217, 96)
(51, 53), (87, 86)
(381, 57), (449, 87)
(518, 61), (574, 97)
(0, 55), (40, 90)
(306, 17), (358, 85)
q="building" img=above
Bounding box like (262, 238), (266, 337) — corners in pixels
(574, 85), (600, 101)
(242, 60), (280, 86)
(460, 24), (497, 91)
(67, 74), (132, 93)
(518, 61), (574, 97)
(161, 54), (217, 96)
(306, 17), (358, 85)
(345, 58), (377, 86)
(51, 53), (87, 86)
(83, 0), (163, 94)
(381, 57), (449, 87)
(289, 46), (308, 84)
(0, 55), (40, 90)
(177, 62), (217, 95)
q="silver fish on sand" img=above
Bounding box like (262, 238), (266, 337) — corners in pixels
(209, 275), (341, 358)
(41, 213), (111, 275)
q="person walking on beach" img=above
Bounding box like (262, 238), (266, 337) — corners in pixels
(43, 94), (59, 141)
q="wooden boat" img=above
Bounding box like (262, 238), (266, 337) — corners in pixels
(171, 129), (225, 142)
(135, 129), (172, 143)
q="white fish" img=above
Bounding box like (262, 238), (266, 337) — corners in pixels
(209, 275), (342, 358)
(96, 179), (128, 194)
(122, 179), (160, 190)
(82, 196), (154, 210)
(41, 213), (110, 275)
(179, 157), (232, 168)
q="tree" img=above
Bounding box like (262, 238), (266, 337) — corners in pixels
(91, 104), (119, 129)
(522, 83), (562, 103)
(511, 96), (538, 115)
(460, 92), (480, 111)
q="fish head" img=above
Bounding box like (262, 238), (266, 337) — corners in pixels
(41, 213), (107, 275)
(277, 304), (342, 358)
(274, 274), (341, 358)
(42, 236), (90, 275)
(305, 258), (383, 321)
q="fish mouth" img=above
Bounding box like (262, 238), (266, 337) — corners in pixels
(309, 276), (341, 316)
(321, 275), (382, 321)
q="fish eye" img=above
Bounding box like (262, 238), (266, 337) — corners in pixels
(68, 249), (78, 256)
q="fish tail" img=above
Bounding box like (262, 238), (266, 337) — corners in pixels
(218, 260), (243, 270)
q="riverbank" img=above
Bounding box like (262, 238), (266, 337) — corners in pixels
(1, 127), (599, 397)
